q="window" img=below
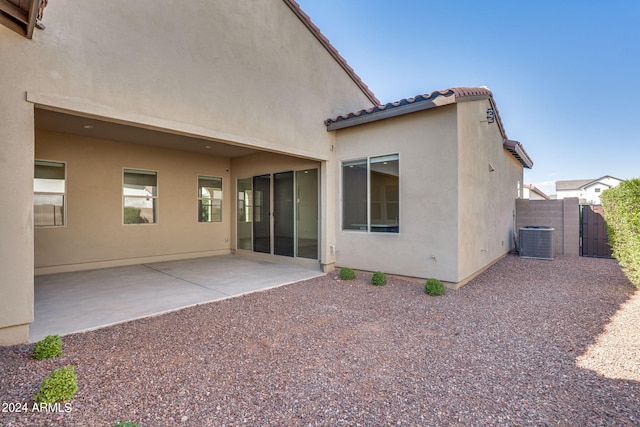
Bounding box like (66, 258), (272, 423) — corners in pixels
(198, 176), (222, 222)
(34, 160), (65, 227)
(123, 169), (157, 224)
(595, 188), (601, 193)
(342, 154), (399, 233)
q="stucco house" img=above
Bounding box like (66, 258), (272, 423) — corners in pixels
(556, 176), (623, 204)
(0, 0), (532, 345)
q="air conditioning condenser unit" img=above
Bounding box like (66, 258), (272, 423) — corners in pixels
(519, 226), (554, 260)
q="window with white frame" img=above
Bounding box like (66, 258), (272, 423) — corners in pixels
(342, 154), (399, 233)
(198, 176), (222, 222)
(34, 160), (66, 227)
(123, 169), (157, 224)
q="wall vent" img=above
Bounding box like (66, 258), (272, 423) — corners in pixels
(519, 226), (554, 259)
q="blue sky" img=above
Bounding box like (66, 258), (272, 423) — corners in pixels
(296, 0), (640, 196)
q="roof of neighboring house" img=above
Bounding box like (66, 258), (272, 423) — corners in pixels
(283, 0), (379, 106)
(324, 86), (534, 169)
(556, 176), (624, 191)
(524, 184), (550, 200)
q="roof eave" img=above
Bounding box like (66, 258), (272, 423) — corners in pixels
(0, 0), (40, 38)
(503, 139), (534, 169)
(326, 95), (456, 131)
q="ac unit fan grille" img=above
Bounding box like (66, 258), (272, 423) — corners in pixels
(519, 226), (554, 259)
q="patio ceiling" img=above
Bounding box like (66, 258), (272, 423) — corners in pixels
(35, 108), (260, 158)
(0, 0), (41, 38)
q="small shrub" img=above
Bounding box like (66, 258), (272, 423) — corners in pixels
(425, 278), (445, 296)
(112, 422), (140, 427)
(33, 366), (78, 404)
(371, 271), (387, 286)
(338, 267), (356, 280)
(31, 335), (62, 360)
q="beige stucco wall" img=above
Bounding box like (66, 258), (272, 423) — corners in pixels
(456, 99), (523, 283)
(34, 130), (234, 273)
(333, 105), (461, 281)
(0, 95), (34, 344)
(0, 0), (375, 343)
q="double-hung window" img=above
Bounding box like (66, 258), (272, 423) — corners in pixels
(34, 160), (66, 227)
(123, 169), (157, 224)
(198, 176), (222, 222)
(342, 154), (399, 233)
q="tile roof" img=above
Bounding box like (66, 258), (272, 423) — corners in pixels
(325, 86), (533, 169)
(283, 0), (379, 105)
(325, 86), (497, 129)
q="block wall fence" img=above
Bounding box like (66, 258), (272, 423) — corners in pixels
(515, 198), (580, 257)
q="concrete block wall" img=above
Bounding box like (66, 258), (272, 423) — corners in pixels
(515, 198), (579, 256)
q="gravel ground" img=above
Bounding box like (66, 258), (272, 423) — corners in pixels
(1, 255), (639, 426)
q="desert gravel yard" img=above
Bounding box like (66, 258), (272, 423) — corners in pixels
(1, 255), (639, 426)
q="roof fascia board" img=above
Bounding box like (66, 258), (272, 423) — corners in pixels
(454, 94), (491, 103)
(326, 97), (455, 131)
(25, 0), (39, 38)
(282, 0), (379, 105)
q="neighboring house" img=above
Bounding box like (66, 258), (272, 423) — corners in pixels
(556, 176), (624, 204)
(523, 184), (550, 200)
(0, 0), (532, 345)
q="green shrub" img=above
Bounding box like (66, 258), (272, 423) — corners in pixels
(33, 366), (78, 404)
(425, 278), (445, 296)
(601, 178), (640, 287)
(112, 422), (140, 427)
(371, 271), (387, 286)
(338, 267), (356, 280)
(31, 335), (62, 360)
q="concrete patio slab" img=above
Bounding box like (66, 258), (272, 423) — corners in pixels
(31, 255), (324, 342)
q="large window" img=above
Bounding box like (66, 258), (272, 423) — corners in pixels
(198, 176), (222, 222)
(34, 160), (65, 227)
(342, 154), (399, 233)
(123, 169), (157, 224)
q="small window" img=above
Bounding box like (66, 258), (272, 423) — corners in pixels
(198, 176), (222, 222)
(34, 160), (65, 227)
(123, 169), (157, 224)
(595, 188), (601, 193)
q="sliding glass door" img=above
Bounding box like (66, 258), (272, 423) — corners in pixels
(238, 168), (318, 259)
(252, 174), (271, 254)
(296, 169), (318, 259)
(274, 171), (294, 256)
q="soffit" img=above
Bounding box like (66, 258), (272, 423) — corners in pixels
(35, 109), (260, 159)
(0, 0), (42, 38)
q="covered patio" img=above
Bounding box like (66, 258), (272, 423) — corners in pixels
(31, 255), (324, 342)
